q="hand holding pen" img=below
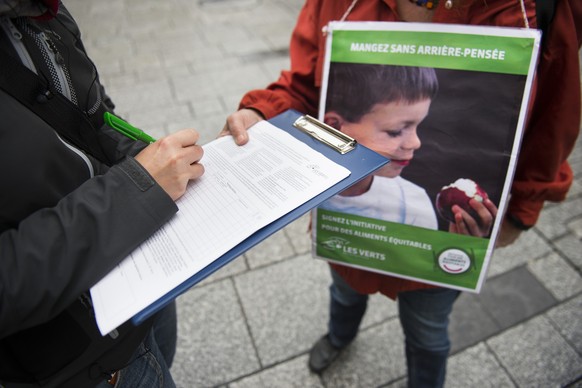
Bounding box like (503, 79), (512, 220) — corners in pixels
(106, 113), (205, 201)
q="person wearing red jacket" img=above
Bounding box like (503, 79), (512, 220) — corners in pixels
(221, 0), (581, 386)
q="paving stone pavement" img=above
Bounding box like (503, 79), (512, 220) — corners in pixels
(65, 1), (582, 386)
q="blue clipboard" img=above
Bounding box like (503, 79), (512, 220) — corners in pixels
(131, 109), (389, 326)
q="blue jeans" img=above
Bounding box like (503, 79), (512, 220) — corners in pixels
(327, 269), (460, 388)
(96, 302), (177, 388)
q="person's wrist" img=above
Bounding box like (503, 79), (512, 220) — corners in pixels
(506, 213), (533, 231)
(244, 107), (266, 120)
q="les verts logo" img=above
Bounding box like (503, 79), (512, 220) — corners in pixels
(435, 248), (475, 275)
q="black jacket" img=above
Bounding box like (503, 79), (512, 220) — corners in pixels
(0, 4), (177, 387)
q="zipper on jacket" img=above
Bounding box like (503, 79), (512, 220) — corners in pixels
(37, 30), (74, 103)
(40, 30), (78, 105)
(15, 18), (77, 104)
(0, 16), (37, 72)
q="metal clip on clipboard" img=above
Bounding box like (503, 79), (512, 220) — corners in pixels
(293, 115), (357, 154)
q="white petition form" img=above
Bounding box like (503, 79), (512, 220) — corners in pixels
(90, 120), (350, 335)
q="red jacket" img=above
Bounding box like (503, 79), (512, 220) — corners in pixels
(239, 0), (581, 298)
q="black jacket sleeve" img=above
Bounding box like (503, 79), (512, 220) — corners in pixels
(0, 157), (178, 339)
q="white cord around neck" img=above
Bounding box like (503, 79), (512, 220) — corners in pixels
(340, 0), (359, 22)
(518, 0), (530, 28)
(322, 0), (359, 36)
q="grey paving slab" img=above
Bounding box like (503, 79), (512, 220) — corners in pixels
(361, 295), (400, 331)
(245, 228), (296, 269)
(568, 179), (582, 198)
(212, 63), (275, 96)
(107, 79), (175, 111)
(245, 214), (311, 269)
(197, 254), (248, 287)
(117, 49), (163, 74)
(528, 252), (582, 301)
(554, 233), (582, 271)
(283, 214), (312, 255)
(173, 279), (259, 387)
(234, 254), (397, 366)
(189, 96), (228, 119)
(546, 294), (582, 354)
(449, 293), (500, 354)
(171, 73), (225, 104)
(478, 266), (557, 330)
(228, 355), (323, 388)
(568, 217), (582, 238)
(133, 59), (193, 83)
(234, 254), (332, 366)
(171, 75), (274, 132)
(487, 229), (552, 278)
(259, 56), (292, 83)
(220, 37), (273, 57)
(91, 58), (125, 81)
(201, 25), (256, 46)
(196, 0), (302, 32)
(124, 103), (192, 139)
(130, 65), (177, 91)
(536, 197), (582, 240)
(160, 45), (226, 69)
(383, 378), (407, 388)
(99, 70), (140, 91)
(321, 320), (407, 388)
(487, 315), (582, 387)
(446, 343), (515, 388)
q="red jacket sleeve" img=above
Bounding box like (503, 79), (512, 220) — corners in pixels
(508, 0), (581, 226)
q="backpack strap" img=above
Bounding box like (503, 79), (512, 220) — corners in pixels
(0, 47), (112, 164)
(536, 0), (557, 46)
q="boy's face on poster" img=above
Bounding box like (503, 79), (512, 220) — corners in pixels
(330, 98), (431, 178)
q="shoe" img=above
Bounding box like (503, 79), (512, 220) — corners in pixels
(308, 334), (343, 373)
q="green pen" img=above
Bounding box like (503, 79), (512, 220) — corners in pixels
(103, 112), (156, 143)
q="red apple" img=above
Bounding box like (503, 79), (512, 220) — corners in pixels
(436, 178), (489, 223)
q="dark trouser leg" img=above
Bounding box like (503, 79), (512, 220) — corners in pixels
(152, 301), (177, 368)
(328, 268), (369, 348)
(398, 288), (460, 388)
